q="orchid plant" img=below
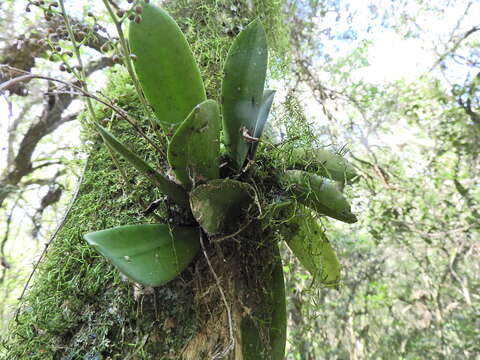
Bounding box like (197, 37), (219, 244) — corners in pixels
(84, 4), (358, 358)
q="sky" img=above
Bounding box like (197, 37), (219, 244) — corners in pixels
(317, 0), (479, 83)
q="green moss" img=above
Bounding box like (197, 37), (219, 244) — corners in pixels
(2, 69), (195, 359)
(167, 0), (291, 98)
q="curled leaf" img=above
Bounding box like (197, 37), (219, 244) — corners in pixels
(279, 170), (357, 223)
(167, 100), (220, 190)
(249, 89), (276, 159)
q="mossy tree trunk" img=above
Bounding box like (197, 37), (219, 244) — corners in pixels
(3, 1), (289, 359)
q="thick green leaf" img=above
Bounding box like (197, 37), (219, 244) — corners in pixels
(280, 170), (357, 223)
(84, 224), (200, 286)
(289, 148), (358, 182)
(95, 123), (188, 207)
(222, 19), (268, 169)
(167, 100), (220, 190)
(281, 206), (341, 287)
(249, 89), (276, 159)
(264, 203), (340, 287)
(241, 243), (286, 359)
(129, 4), (206, 130)
(189, 179), (255, 236)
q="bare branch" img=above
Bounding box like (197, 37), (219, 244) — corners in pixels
(0, 58), (112, 208)
(430, 26), (480, 72)
(32, 184), (63, 238)
(0, 196), (20, 284)
(0, 14), (110, 95)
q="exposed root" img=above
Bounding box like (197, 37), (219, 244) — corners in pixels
(199, 232), (235, 359)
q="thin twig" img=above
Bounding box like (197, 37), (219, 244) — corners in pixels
(211, 218), (253, 243)
(59, 0), (97, 123)
(0, 196), (21, 284)
(198, 232), (235, 359)
(101, 0), (152, 120)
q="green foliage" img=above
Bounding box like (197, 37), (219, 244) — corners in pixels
(82, 5), (358, 358)
(288, 147), (358, 182)
(84, 224), (200, 286)
(278, 14), (480, 354)
(222, 19), (268, 169)
(93, 4), (356, 288)
(4, 0), (478, 358)
(280, 170), (357, 223)
(167, 99), (220, 190)
(278, 206), (341, 287)
(3, 0), (297, 358)
(129, 4), (206, 130)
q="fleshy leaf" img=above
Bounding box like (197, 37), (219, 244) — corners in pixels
(280, 170), (357, 223)
(129, 4), (206, 130)
(95, 123), (188, 207)
(189, 179), (255, 236)
(278, 206), (341, 287)
(241, 243), (286, 359)
(167, 100), (220, 190)
(249, 89), (276, 159)
(289, 148), (358, 182)
(84, 224), (200, 287)
(222, 19), (268, 169)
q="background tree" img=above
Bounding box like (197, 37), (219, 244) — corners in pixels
(281, 0), (479, 358)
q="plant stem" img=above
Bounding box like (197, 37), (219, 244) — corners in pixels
(101, 0), (158, 132)
(58, 0), (97, 124)
(59, 0), (141, 189)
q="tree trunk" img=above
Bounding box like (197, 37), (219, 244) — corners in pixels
(2, 1), (288, 359)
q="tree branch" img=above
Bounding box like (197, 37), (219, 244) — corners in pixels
(430, 26), (480, 72)
(0, 14), (109, 95)
(0, 58), (113, 208)
(458, 71), (480, 125)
